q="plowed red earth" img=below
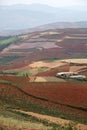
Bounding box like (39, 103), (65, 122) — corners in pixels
(0, 76), (87, 121)
(0, 76), (87, 107)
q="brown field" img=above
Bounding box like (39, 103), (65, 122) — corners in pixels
(36, 64), (69, 76)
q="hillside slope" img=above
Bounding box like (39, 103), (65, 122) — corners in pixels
(0, 28), (87, 73)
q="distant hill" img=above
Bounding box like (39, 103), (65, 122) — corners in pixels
(0, 3), (87, 33)
(1, 21), (87, 36)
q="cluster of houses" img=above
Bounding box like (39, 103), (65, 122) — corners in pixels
(56, 72), (86, 80)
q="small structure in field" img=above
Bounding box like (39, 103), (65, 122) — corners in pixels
(69, 75), (86, 80)
(56, 72), (78, 78)
(56, 71), (87, 80)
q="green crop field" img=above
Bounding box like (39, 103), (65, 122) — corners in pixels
(0, 56), (22, 65)
(0, 36), (22, 51)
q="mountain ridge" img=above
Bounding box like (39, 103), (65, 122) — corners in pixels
(1, 21), (87, 36)
(0, 4), (87, 32)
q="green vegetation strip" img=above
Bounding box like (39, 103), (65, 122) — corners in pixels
(0, 56), (22, 65)
(0, 36), (22, 51)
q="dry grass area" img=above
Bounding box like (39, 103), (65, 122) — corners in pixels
(65, 36), (87, 39)
(29, 60), (67, 69)
(14, 110), (87, 130)
(29, 58), (87, 76)
(63, 59), (87, 64)
(70, 66), (87, 72)
(34, 76), (65, 82)
(0, 115), (51, 130)
(40, 31), (62, 35)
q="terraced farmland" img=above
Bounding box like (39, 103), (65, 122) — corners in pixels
(0, 28), (87, 130)
(0, 28), (87, 72)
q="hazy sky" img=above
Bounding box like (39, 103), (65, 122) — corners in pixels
(0, 0), (87, 7)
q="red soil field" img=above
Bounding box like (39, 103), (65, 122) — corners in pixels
(26, 83), (87, 107)
(0, 75), (87, 121)
(0, 76), (87, 107)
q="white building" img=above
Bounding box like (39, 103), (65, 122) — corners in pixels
(69, 75), (86, 80)
(56, 71), (86, 80)
(56, 72), (78, 78)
